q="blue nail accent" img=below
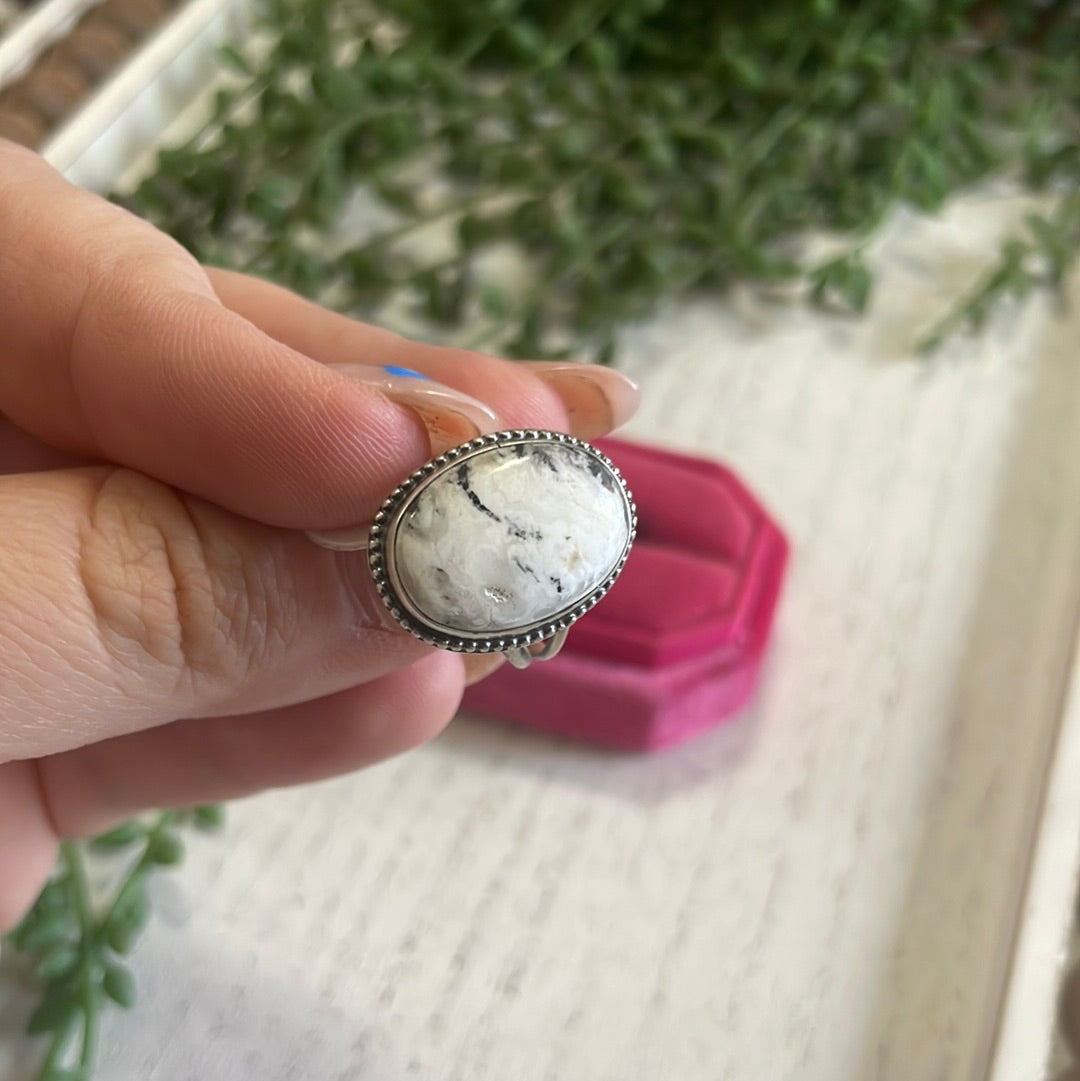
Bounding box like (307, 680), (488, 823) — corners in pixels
(383, 365), (429, 380)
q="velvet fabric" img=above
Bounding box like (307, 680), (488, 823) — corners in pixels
(461, 438), (789, 750)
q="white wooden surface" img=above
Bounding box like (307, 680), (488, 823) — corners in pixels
(991, 629), (1080, 1081)
(3, 15), (1080, 1078)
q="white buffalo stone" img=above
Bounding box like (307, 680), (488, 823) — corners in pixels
(392, 440), (631, 635)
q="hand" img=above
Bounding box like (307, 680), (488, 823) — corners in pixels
(0, 140), (639, 928)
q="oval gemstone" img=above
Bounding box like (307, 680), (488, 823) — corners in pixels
(391, 439), (632, 636)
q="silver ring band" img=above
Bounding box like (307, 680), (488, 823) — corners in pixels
(317, 430), (636, 668)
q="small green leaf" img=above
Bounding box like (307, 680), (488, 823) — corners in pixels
(494, 150), (534, 185)
(36, 945), (80, 981)
(27, 987), (77, 1035)
(105, 881), (151, 955)
(219, 45), (252, 76)
(809, 254), (873, 315)
(421, 265), (469, 326)
(554, 214), (585, 256)
(310, 65), (361, 113)
(650, 82), (687, 115)
(504, 20), (545, 61)
(625, 184), (658, 214)
(726, 53), (766, 92)
(209, 87), (233, 123)
(371, 176), (417, 214)
(904, 140), (950, 211)
(147, 831), (184, 866)
(15, 913), (71, 953)
(32, 879), (72, 916)
(246, 176), (295, 226)
(343, 248), (391, 292)
(551, 125), (591, 166)
(8, 880), (70, 949)
(90, 822), (146, 851)
(594, 339), (617, 367)
(580, 37), (617, 73)
(510, 198), (551, 239)
(457, 213), (488, 251)
(479, 284), (509, 318)
(639, 132), (678, 174)
(374, 114), (419, 155)
(102, 962), (137, 1009)
(382, 54), (419, 91)
(193, 804), (226, 832)
(509, 307), (543, 358)
(40, 1068), (87, 1081)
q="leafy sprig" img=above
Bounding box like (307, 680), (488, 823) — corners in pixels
(918, 189), (1080, 351)
(4, 808), (224, 1081)
(114, 0), (1080, 360)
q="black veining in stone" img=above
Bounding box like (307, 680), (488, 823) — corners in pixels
(456, 462), (502, 523)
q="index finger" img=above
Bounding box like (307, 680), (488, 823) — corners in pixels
(0, 139), (429, 529)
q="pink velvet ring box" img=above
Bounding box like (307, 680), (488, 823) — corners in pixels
(461, 437), (789, 751)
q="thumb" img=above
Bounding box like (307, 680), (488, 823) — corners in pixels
(0, 466), (437, 762)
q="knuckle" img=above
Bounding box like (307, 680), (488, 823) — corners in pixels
(80, 203), (203, 287)
(78, 250), (207, 347)
(76, 469), (289, 699)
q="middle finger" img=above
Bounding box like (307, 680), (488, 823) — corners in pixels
(207, 268), (640, 442)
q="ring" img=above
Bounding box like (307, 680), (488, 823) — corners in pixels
(312, 430), (636, 668)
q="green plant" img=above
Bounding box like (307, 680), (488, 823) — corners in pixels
(4, 808), (223, 1081)
(117, 0), (1080, 360)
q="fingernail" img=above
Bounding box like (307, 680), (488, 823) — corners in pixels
(526, 362), (640, 440)
(308, 364), (500, 553)
(337, 363), (500, 454)
(463, 653), (507, 685)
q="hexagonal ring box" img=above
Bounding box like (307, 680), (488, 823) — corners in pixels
(462, 438), (789, 751)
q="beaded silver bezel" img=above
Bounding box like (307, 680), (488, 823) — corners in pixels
(367, 430), (637, 654)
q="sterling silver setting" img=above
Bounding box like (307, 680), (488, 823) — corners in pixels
(368, 430), (636, 667)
